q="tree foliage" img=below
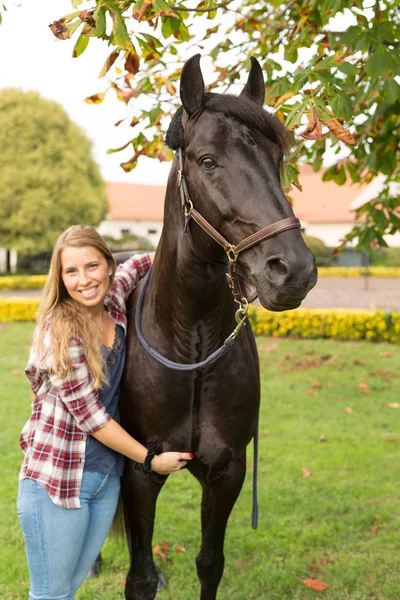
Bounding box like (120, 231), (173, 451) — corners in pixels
(0, 89), (108, 253)
(41, 1), (400, 248)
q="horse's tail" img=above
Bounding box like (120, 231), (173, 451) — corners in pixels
(110, 492), (125, 539)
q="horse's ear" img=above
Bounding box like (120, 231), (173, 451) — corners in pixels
(180, 54), (205, 116)
(240, 57), (265, 106)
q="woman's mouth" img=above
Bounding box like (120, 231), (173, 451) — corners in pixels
(78, 286), (99, 298)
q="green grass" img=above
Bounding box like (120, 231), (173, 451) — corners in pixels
(1, 323), (399, 599)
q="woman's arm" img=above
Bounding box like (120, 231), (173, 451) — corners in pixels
(92, 418), (192, 475)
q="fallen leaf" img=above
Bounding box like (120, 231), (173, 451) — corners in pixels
(260, 430), (269, 435)
(344, 407), (354, 414)
(371, 525), (379, 535)
(307, 389), (319, 397)
(176, 545), (186, 552)
(154, 541), (169, 564)
(302, 468), (312, 479)
(354, 359), (366, 365)
(11, 369), (22, 375)
(358, 382), (370, 393)
(385, 438), (398, 444)
(304, 578), (328, 591)
(388, 403), (400, 409)
(311, 380), (323, 388)
(320, 435), (327, 442)
(380, 352), (391, 357)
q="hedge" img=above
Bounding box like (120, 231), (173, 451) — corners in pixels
(0, 267), (400, 291)
(248, 307), (400, 343)
(1, 299), (399, 343)
(0, 275), (47, 290)
(317, 267), (400, 277)
(0, 298), (40, 322)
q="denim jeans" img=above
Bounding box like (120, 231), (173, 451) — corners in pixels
(17, 471), (120, 600)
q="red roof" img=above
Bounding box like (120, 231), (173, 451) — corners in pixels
(106, 165), (366, 224)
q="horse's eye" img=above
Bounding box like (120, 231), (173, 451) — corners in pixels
(200, 156), (217, 170)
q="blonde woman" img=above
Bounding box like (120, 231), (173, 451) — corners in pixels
(17, 225), (192, 600)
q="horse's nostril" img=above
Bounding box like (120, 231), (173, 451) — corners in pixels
(264, 256), (290, 282)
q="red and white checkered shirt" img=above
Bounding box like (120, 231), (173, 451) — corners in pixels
(19, 254), (151, 509)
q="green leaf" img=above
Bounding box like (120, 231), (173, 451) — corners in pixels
(152, 0), (178, 18)
(346, 161), (360, 183)
(93, 6), (107, 37)
(161, 18), (172, 38)
(383, 79), (400, 104)
(336, 61), (358, 77)
(137, 32), (163, 49)
(365, 45), (398, 78)
(330, 93), (352, 122)
(109, 5), (133, 50)
(73, 33), (89, 58)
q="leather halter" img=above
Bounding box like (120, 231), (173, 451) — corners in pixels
(177, 148), (301, 339)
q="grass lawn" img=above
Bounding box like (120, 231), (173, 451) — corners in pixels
(1, 323), (399, 600)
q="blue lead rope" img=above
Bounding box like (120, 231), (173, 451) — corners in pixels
(135, 268), (236, 371)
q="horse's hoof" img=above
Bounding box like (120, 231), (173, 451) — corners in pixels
(85, 553), (102, 580)
(156, 565), (167, 591)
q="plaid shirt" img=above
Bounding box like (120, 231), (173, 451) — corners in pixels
(19, 254), (151, 509)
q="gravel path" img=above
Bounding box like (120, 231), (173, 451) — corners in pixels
(1, 277), (399, 311)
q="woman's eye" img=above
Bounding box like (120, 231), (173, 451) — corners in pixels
(89, 263), (98, 269)
(200, 156), (217, 170)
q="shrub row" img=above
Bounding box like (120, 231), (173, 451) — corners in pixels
(317, 267), (400, 277)
(0, 299), (40, 322)
(248, 307), (400, 343)
(0, 275), (47, 290)
(1, 299), (399, 343)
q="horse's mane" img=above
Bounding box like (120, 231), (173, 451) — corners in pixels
(165, 92), (291, 153)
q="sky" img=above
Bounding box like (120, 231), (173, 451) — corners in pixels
(0, 1), (356, 185)
(0, 0), (175, 184)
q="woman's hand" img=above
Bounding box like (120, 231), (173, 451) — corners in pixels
(151, 452), (193, 475)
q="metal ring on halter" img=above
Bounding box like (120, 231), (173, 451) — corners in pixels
(184, 199), (193, 217)
(225, 245), (238, 262)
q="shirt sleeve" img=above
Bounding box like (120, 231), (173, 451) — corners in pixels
(49, 339), (111, 435)
(112, 253), (152, 304)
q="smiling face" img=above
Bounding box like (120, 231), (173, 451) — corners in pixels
(60, 245), (111, 311)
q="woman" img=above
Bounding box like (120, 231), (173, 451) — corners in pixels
(17, 225), (192, 600)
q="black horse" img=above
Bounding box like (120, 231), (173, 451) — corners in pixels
(119, 55), (317, 600)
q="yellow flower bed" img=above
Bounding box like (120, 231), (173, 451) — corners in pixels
(248, 307), (400, 343)
(0, 275), (47, 290)
(318, 267), (400, 277)
(0, 298), (40, 322)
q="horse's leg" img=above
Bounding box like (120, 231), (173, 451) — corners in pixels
(122, 463), (167, 600)
(196, 457), (246, 600)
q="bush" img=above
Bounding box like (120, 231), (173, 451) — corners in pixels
(0, 298), (39, 322)
(0, 275), (47, 290)
(249, 307), (400, 343)
(370, 247), (400, 267)
(318, 267), (400, 277)
(303, 235), (334, 267)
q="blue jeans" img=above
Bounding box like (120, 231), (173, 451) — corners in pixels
(17, 471), (120, 600)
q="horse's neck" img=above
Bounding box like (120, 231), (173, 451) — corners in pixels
(148, 184), (234, 331)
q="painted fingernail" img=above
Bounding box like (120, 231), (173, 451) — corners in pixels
(189, 453), (194, 458)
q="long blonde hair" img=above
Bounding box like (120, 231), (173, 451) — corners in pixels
(35, 226), (116, 389)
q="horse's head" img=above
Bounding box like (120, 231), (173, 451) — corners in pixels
(166, 55), (317, 311)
